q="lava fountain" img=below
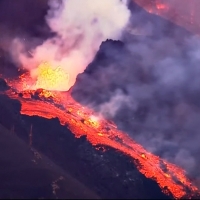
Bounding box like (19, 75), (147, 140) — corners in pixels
(3, 66), (200, 199)
(30, 62), (70, 91)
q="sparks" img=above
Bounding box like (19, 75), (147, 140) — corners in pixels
(141, 153), (147, 159)
(156, 3), (168, 10)
(87, 115), (100, 128)
(31, 62), (69, 91)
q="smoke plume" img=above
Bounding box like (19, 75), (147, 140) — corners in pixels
(11, 0), (130, 90)
(71, 1), (200, 187)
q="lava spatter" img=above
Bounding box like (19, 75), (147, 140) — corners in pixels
(30, 62), (70, 91)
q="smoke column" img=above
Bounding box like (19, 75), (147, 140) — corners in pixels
(11, 0), (130, 91)
(70, 1), (200, 189)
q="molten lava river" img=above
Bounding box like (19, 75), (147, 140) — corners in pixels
(2, 68), (200, 199)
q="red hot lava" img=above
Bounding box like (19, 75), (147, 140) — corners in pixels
(3, 71), (200, 199)
(133, 0), (200, 35)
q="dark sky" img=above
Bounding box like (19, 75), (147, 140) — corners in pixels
(0, 0), (49, 42)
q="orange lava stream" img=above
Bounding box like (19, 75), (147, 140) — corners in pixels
(4, 87), (200, 199)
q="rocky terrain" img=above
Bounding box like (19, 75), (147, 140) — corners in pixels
(0, 79), (170, 199)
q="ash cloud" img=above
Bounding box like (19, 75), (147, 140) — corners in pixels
(10, 0), (131, 90)
(72, 1), (200, 186)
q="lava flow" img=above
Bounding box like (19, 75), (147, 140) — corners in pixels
(3, 70), (200, 199)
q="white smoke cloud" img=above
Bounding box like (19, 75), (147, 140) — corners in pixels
(11, 0), (130, 90)
(98, 89), (132, 118)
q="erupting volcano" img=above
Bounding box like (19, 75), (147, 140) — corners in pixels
(30, 62), (69, 91)
(1, 0), (200, 199)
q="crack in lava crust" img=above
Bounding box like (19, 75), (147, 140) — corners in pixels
(4, 85), (200, 199)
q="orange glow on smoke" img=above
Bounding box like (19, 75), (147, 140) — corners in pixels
(86, 115), (100, 128)
(30, 62), (69, 91)
(156, 3), (168, 10)
(4, 74), (200, 199)
(133, 0), (200, 35)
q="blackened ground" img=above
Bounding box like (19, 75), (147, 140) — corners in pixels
(0, 91), (170, 199)
(0, 119), (99, 199)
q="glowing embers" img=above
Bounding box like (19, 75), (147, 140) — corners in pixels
(31, 62), (69, 91)
(84, 115), (100, 128)
(156, 3), (169, 11)
(141, 153), (147, 160)
(88, 115), (100, 128)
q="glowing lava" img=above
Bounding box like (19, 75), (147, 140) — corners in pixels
(3, 74), (200, 199)
(156, 3), (169, 11)
(31, 62), (69, 91)
(133, 0), (200, 35)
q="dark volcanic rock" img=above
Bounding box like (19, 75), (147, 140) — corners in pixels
(21, 116), (170, 199)
(0, 78), (9, 91)
(0, 121), (99, 199)
(0, 93), (170, 199)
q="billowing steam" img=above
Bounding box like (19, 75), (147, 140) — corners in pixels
(71, 1), (200, 188)
(11, 0), (130, 91)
